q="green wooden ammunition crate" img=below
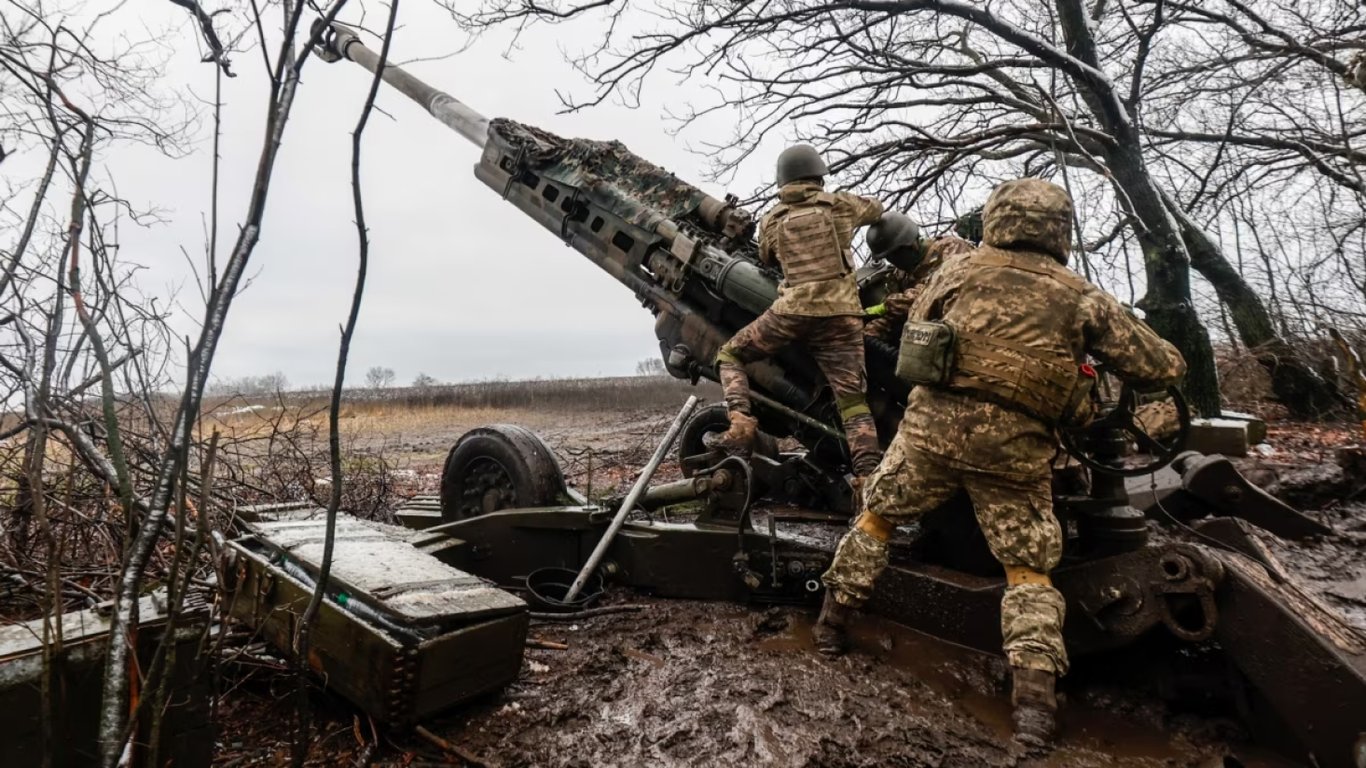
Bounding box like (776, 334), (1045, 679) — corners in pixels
(224, 514), (527, 723)
(0, 590), (211, 768)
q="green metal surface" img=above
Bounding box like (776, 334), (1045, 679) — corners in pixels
(224, 513), (528, 723)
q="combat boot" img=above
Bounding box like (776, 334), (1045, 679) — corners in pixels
(1010, 667), (1058, 748)
(707, 412), (757, 456)
(811, 592), (851, 657)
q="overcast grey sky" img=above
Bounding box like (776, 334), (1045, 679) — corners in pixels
(95, 0), (773, 389)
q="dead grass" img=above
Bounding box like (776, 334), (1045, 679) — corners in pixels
(203, 375), (710, 413)
(200, 376), (719, 467)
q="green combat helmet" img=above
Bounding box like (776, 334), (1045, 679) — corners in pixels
(866, 212), (923, 274)
(981, 179), (1073, 265)
(775, 144), (829, 187)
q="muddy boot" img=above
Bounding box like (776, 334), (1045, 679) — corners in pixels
(706, 411), (757, 456)
(812, 592), (851, 657)
(1010, 667), (1057, 749)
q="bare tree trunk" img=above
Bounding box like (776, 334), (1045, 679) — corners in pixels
(1052, 0), (1221, 414)
(94, 2), (352, 762)
(1167, 201), (1346, 417)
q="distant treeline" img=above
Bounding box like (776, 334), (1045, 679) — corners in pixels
(205, 375), (720, 414)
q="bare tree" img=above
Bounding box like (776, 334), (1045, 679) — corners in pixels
(365, 364), (396, 388)
(209, 370), (290, 395)
(452, 0), (1365, 416)
(293, 5), (401, 765)
(0, 0), (354, 763)
(636, 356), (666, 376)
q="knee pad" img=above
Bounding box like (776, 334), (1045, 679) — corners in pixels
(836, 392), (872, 421)
(1004, 565), (1053, 588)
(854, 511), (895, 543)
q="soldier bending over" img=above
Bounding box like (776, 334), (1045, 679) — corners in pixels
(713, 145), (885, 483)
(862, 212), (975, 346)
(815, 179), (1187, 747)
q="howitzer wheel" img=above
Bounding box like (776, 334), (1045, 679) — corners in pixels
(440, 424), (570, 521)
(678, 403), (778, 477)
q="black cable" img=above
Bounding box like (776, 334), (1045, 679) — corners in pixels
(528, 604), (647, 621)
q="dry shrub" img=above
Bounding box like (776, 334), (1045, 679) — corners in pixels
(1218, 335), (1364, 420)
(1217, 347), (1278, 416)
(203, 402), (405, 523)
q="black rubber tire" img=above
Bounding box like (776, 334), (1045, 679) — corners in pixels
(440, 424), (569, 522)
(677, 402), (778, 477)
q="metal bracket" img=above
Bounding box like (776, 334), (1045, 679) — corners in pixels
(559, 187), (582, 244)
(500, 146), (528, 200)
(1153, 550), (1222, 642)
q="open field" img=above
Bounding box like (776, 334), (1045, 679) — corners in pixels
(199, 374), (726, 508)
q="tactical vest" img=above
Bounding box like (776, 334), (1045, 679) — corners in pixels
(769, 194), (853, 285)
(941, 248), (1093, 425)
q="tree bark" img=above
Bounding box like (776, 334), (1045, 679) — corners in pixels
(1168, 202), (1345, 417)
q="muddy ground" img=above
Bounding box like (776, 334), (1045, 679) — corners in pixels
(431, 601), (1289, 768)
(215, 401), (1365, 767)
(427, 526), (1365, 767)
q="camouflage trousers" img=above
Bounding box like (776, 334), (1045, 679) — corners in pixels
(716, 311), (882, 476)
(821, 439), (1069, 675)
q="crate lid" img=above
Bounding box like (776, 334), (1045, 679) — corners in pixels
(247, 513), (524, 624)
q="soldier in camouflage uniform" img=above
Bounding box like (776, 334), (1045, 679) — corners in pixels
(868, 218), (978, 344)
(713, 145), (885, 479)
(814, 179), (1187, 747)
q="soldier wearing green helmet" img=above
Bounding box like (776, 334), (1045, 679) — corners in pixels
(862, 211), (976, 345)
(711, 145), (886, 489)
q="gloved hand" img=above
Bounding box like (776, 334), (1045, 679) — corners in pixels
(864, 303), (888, 317)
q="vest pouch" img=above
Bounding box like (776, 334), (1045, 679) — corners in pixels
(896, 320), (957, 386)
(948, 331), (1081, 424)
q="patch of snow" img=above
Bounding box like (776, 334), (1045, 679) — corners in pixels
(216, 404), (267, 416)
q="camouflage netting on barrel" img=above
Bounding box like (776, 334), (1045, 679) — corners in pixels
(489, 117), (712, 231)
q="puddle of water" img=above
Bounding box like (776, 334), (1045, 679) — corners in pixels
(759, 611), (1301, 767)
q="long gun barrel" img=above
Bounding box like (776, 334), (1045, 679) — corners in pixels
(317, 23), (776, 313)
(320, 22), (489, 147)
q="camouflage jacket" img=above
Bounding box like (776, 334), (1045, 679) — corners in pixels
(759, 181), (883, 317)
(865, 235), (974, 343)
(901, 245), (1186, 475)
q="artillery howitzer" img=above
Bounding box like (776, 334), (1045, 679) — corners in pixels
(318, 24), (1366, 766)
(315, 20), (909, 516)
